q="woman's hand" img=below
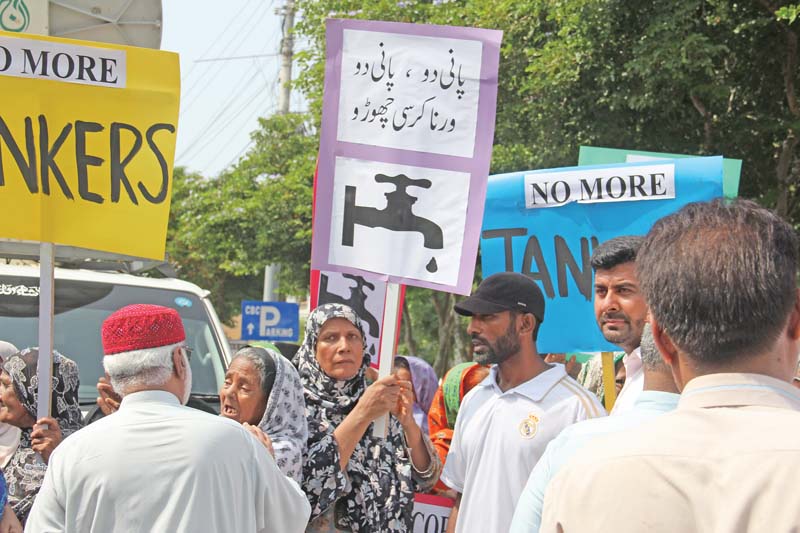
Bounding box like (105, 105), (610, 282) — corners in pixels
(390, 379), (416, 431)
(96, 375), (121, 416)
(0, 504), (22, 533)
(354, 374), (403, 423)
(244, 423), (275, 457)
(390, 380), (433, 473)
(30, 416), (63, 464)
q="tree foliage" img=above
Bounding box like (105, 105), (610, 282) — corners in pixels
(168, 0), (800, 369)
(167, 113), (316, 323)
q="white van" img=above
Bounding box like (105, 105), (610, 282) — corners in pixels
(0, 263), (231, 414)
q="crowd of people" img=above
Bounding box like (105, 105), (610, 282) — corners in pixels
(0, 197), (797, 532)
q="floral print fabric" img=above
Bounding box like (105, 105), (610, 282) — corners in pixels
(256, 347), (308, 484)
(3, 348), (83, 524)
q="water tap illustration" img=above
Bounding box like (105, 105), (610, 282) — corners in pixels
(342, 173), (443, 273)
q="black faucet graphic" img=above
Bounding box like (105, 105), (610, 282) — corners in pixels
(319, 273), (381, 342)
(342, 173), (443, 273)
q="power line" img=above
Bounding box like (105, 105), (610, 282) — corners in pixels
(194, 53), (280, 63)
(222, 139), (255, 170)
(197, 97), (277, 174)
(179, 1), (264, 100)
(177, 69), (263, 162)
(214, 99), (280, 172)
(178, 47), (280, 161)
(177, 64), (263, 160)
(177, 70), (270, 163)
(179, 0), (257, 84)
(179, 0), (275, 117)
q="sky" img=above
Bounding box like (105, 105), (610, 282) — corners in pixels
(161, 0), (296, 177)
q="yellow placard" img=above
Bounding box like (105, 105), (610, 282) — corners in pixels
(0, 31), (180, 260)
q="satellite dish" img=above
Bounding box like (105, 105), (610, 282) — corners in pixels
(49, 0), (162, 49)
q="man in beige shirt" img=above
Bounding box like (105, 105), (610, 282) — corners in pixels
(541, 198), (800, 533)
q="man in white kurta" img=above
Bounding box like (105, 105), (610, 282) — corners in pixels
(25, 390), (310, 533)
(25, 303), (311, 533)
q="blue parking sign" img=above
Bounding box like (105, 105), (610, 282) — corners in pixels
(240, 301), (299, 342)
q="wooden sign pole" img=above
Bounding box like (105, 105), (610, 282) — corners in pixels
(372, 282), (402, 437)
(601, 351), (617, 412)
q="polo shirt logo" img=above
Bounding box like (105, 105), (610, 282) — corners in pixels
(518, 413), (540, 439)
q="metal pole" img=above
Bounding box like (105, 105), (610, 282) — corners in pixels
(37, 242), (55, 422)
(262, 0), (297, 302)
(373, 282), (402, 437)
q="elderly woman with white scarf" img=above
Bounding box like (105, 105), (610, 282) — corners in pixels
(219, 346), (307, 483)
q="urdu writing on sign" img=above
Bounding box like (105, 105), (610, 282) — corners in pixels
(337, 30), (482, 158)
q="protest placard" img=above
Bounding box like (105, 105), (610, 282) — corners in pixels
(310, 269), (405, 367)
(578, 146), (741, 198)
(0, 31), (180, 260)
(311, 19), (502, 295)
(481, 157), (724, 353)
(412, 493), (453, 533)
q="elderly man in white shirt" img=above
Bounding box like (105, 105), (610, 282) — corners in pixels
(25, 304), (310, 533)
(590, 236), (648, 414)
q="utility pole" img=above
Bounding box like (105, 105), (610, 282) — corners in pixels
(263, 0), (296, 302)
(277, 0), (295, 114)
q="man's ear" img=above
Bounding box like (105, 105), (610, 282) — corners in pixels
(786, 288), (800, 341)
(650, 317), (677, 368)
(518, 313), (535, 336)
(172, 347), (186, 379)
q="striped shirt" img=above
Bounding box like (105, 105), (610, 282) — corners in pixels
(440, 363), (605, 533)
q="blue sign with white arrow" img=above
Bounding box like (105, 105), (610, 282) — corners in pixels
(240, 301), (299, 342)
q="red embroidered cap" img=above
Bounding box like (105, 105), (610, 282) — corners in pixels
(102, 304), (186, 355)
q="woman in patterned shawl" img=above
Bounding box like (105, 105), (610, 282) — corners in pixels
(219, 346), (307, 483)
(293, 304), (441, 533)
(0, 348), (83, 525)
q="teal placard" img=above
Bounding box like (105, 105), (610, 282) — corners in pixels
(578, 146), (741, 198)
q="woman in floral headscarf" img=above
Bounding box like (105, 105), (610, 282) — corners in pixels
(293, 304), (441, 533)
(0, 348), (83, 525)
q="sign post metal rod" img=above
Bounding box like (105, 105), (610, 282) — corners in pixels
(37, 242), (55, 422)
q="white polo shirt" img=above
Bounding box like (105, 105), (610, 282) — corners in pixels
(440, 363), (605, 533)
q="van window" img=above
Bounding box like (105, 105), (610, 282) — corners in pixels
(0, 275), (226, 406)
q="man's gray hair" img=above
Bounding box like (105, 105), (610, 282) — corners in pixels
(232, 347), (270, 396)
(640, 323), (667, 372)
(103, 342), (181, 396)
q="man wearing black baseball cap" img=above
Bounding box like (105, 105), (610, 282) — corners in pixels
(440, 272), (604, 533)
